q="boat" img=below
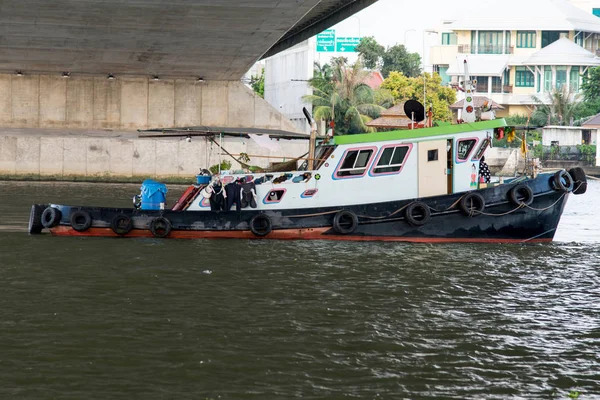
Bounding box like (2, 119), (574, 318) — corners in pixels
(28, 62), (587, 243)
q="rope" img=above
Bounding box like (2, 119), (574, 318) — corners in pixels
(287, 209), (341, 218)
(523, 191), (567, 212)
(520, 228), (556, 243)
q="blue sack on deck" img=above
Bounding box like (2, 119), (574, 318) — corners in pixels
(140, 179), (168, 210)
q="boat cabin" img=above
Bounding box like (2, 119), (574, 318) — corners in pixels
(186, 119), (506, 212)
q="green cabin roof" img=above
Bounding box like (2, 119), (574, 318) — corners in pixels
(333, 119), (507, 145)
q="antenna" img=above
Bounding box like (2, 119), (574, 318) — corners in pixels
(404, 100), (425, 124)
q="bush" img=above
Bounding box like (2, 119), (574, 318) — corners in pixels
(209, 160), (232, 175)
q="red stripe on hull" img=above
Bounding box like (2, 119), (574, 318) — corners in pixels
(49, 226), (553, 244)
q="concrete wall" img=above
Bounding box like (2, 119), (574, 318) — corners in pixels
(542, 126), (599, 146)
(0, 133), (308, 179)
(0, 73), (300, 133)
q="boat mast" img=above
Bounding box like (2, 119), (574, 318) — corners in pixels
(461, 59), (476, 123)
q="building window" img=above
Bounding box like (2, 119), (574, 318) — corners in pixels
(542, 31), (569, 48)
(335, 148), (375, 178)
(371, 145), (411, 175)
(556, 67), (567, 89)
(544, 66), (552, 92)
(593, 8), (600, 17)
(437, 66), (450, 85)
(492, 76), (502, 93)
(456, 138), (478, 162)
(570, 67), (580, 91)
(442, 32), (457, 45)
(517, 31), (536, 48)
(515, 67), (534, 87)
(428, 149), (439, 162)
(478, 31), (504, 54)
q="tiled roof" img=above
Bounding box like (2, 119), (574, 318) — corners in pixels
(450, 96), (505, 110)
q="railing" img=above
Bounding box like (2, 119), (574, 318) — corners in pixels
(474, 83), (513, 94)
(457, 44), (514, 55)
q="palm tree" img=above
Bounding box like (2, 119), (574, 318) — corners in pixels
(303, 59), (386, 134)
(531, 86), (582, 126)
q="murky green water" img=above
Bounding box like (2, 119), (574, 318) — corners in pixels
(0, 181), (599, 399)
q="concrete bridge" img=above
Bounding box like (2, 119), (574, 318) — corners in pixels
(0, 0), (377, 179)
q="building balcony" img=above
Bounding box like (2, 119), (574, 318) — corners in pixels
(457, 44), (514, 55)
(474, 83), (513, 94)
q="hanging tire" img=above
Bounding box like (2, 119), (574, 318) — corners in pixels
(569, 167), (587, 195)
(332, 210), (359, 234)
(149, 217), (172, 238)
(28, 204), (45, 234)
(70, 210), (92, 232)
(249, 214), (272, 237)
(459, 193), (485, 217)
(405, 202), (430, 226)
(41, 207), (62, 228)
(508, 184), (534, 206)
(552, 170), (574, 192)
(111, 213), (133, 236)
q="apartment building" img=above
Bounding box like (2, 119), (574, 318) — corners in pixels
(429, 0), (600, 117)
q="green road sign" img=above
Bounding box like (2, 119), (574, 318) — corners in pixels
(336, 37), (361, 52)
(316, 29), (335, 52)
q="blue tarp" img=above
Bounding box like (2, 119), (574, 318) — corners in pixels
(140, 179), (168, 210)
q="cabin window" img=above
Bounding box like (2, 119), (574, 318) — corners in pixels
(335, 147), (375, 178)
(428, 149), (439, 162)
(263, 189), (286, 204)
(472, 138), (490, 161)
(371, 145), (412, 175)
(314, 145), (336, 170)
(456, 138), (478, 162)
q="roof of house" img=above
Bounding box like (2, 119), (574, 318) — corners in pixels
(446, 0), (600, 33)
(363, 71), (384, 89)
(450, 97), (505, 110)
(582, 112), (600, 126)
(366, 103), (413, 129)
(522, 37), (600, 66)
(446, 55), (509, 77)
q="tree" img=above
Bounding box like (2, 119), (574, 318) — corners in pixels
(356, 36), (385, 70)
(531, 87), (582, 126)
(381, 45), (421, 78)
(380, 71), (456, 122)
(250, 69), (265, 98)
(581, 66), (600, 101)
(303, 59), (389, 134)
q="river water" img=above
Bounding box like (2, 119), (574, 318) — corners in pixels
(0, 181), (599, 399)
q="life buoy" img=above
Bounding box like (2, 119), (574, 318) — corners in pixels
(332, 210), (359, 234)
(111, 213), (133, 236)
(459, 193), (485, 216)
(70, 210), (92, 232)
(249, 214), (272, 237)
(149, 217), (172, 238)
(28, 204), (45, 234)
(41, 207), (62, 228)
(405, 202), (431, 226)
(508, 184), (534, 206)
(552, 170), (574, 192)
(568, 167), (587, 195)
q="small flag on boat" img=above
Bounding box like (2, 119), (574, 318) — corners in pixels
(520, 133), (527, 157)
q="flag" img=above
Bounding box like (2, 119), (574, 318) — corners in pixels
(520, 133), (527, 157)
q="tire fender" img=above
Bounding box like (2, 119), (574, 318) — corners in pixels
(70, 210), (93, 232)
(568, 167), (587, 195)
(249, 214), (273, 237)
(552, 170), (574, 192)
(332, 210), (359, 234)
(405, 202), (431, 226)
(459, 193), (485, 217)
(111, 214), (133, 236)
(41, 207), (62, 228)
(149, 217), (172, 238)
(508, 184), (534, 206)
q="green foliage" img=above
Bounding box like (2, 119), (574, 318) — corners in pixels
(303, 59), (389, 135)
(577, 144), (597, 163)
(209, 160), (232, 175)
(532, 143), (544, 159)
(250, 69), (265, 98)
(505, 114), (530, 126)
(582, 66), (600, 101)
(380, 71), (456, 122)
(356, 36), (385, 70)
(381, 45), (421, 78)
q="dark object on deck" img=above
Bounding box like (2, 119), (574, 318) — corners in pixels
(70, 210), (92, 232)
(569, 167), (587, 195)
(404, 100), (425, 123)
(332, 210), (359, 234)
(509, 184), (534, 206)
(250, 214), (272, 237)
(28, 204), (45, 234)
(405, 202), (431, 226)
(41, 207), (62, 228)
(111, 214), (133, 236)
(150, 217), (172, 238)
(460, 193), (485, 216)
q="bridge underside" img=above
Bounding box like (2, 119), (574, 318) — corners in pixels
(0, 0), (377, 81)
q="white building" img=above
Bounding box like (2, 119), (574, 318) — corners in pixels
(429, 0), (600, 117)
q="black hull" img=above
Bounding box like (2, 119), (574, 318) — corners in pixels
(32, 173), (576, 243)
